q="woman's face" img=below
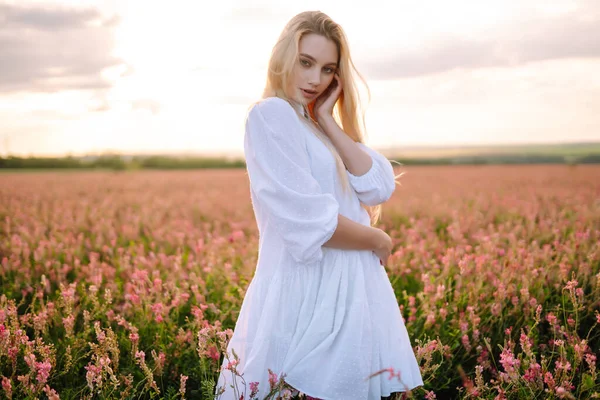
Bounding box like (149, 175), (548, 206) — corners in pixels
(287, 33), (338, 104)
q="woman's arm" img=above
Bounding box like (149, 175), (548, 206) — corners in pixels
(323, 214), (378, 251)
(318, 115), (372, 176)
(324, 214), (392, 265)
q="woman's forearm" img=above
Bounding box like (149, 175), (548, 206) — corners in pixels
(323, 214), (378, 251)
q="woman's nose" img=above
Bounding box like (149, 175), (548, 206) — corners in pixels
(308, 70), (320, 86)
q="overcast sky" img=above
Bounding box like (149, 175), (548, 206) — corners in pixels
(1, 0), (599, 157)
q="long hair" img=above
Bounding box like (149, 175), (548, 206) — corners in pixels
(258, 10), (401, 225)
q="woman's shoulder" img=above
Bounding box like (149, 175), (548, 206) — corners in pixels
(249, 97), (297, 121)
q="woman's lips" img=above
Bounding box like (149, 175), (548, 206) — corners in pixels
(301, 88), (317, 98)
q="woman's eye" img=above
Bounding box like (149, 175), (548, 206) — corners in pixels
(300, 59), (310, 66)
(324, 68), (334, 73)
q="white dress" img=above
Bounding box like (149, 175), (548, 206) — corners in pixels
(216, 97), (423, 400)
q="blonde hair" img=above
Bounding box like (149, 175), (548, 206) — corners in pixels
(257, 10), (401, 225)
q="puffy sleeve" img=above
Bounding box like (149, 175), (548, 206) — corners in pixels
(346, 142), (397, 206)
(244, 97), (340, 265)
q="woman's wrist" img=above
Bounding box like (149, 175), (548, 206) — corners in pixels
(316, 113), (335, 130)
(368, 227), (382, 251)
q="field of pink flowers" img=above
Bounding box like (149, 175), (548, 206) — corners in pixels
(0, 165), (599, 399)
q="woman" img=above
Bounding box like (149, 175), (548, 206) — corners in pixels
(216, 10), (423, 400)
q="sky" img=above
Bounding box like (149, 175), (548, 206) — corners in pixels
(1, 0), (599, 157)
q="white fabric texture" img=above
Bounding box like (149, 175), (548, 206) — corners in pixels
(216, 97), (423, 399)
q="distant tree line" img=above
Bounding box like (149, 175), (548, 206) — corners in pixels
(0, 153), (599, 170)
(0, 155), (245, 170)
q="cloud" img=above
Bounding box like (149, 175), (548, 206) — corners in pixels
(224, 5), (291, 23)
(0, 3), (123, 93)
(360, 3), (600, 79)
(131, 99), (161, 115)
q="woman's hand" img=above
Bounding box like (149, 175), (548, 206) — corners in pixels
(313, 72), (342, 124)
(372, 228), (393, 266)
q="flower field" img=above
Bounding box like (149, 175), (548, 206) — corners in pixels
(0, 165), (599, 399)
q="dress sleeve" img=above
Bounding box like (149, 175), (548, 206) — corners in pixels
(346, 142), (397, 206)
(244, 98), (340, 265)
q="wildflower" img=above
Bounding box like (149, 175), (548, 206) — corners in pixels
(499, 347), (520, 380)
(544, 372), (556, 390)
(225, 359), (239, 371)
(425, 390), (437, 399)
(191, 306), (205, 321)
(439, 308), (448, 320)
(35, 361), (52, 385)
(62, 315), (75, 336)
(519, 332), (532, 356)
(425, 313), (436, 327)
(43, 385), (60, 400)
(229, 230), (245, 242)
(555, 358), (571, 372)
(462, 335), (471, 352)
(564, 279), (578, 291)
(268, 369), (278, 389)
(129, 332), (139, 344)
(523, 362), (541, 382)
(491, 303), (502, 316)
(249, 381), (259, 398)
(179, 374), (188, 397)
(151, 303), (165, 323)
(2, 377), (12, 398)
(529, 297), (538, 308)
(85, 363), (102, 391)
(135, 351), (145, 362)
(206, 345), (220, 361)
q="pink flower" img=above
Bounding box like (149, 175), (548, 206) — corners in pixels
(268, 369), (278, 389)
(151, 303), (165, 323)
(135, 350), (145, 362)
(85, 363), (102, 390)
(62, 315), (75, 335)
(555, 358), (571, 372)
(2, 377), (12, 397)
(129, 332), (139, 344)
(499, 347), (520, 379)
(425, 313), (436, 326)
(179, 374), (188, 396)
(523, 362), (541, 382)
(249, 381), (259, 397)
(555, 386), (572, 398)
(229, 230), (245, 243)
(544, 372), (555, 389)
(191, 306), (205, 321)
(35, 361), (52, 385)
(206, 345), (220, 361)
(462, 335), (471, 352)
(425, 390), (437, 399)
(43, 385), (60, 400)
(126, 293), (140, 304)
(225, 359), (239, 371)
(564, 279), (578, 291)
(439, 308), (448, 319)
